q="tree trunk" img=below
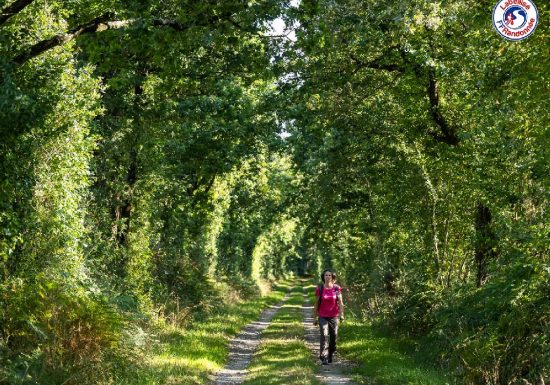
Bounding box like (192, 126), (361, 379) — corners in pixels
(474, 202), (497, 287)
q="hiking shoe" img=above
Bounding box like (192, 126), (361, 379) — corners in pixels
(321, 357), (329, 365)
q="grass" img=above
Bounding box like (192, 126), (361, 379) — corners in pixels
(242, 284), (321, 385)
(106, 280), (291, 385)
(338, 320), (453, 385)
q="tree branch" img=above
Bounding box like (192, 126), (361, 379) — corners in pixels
(0, 0), (34, 26)
(427, 69), (459, 146)
(350, 53), (403, 74)
(11, 13), (230, 67)
(11, 17), (188, 67)
(151, 18), (187, 31)
(13, 12), (116, 66)
(354, 48), (459, 146)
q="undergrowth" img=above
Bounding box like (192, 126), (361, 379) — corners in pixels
(106, 279), (290, 385)
(0, 276), (289, 385)
(339, 320), (452, 385)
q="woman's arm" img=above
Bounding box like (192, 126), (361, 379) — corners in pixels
(313, 295), (320, 315)
(338, 295), (344, 320)
(313, 294), (319, 324)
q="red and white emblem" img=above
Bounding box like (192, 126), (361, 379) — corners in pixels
(493, 0), (538, 41)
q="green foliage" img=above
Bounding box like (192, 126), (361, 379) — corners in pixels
(0, 0), (548, 383)
(0, 275), (122, 384)
(285, 0), (549, 383)
(435, 254), (549, 384)
(1, 0), (296, 382)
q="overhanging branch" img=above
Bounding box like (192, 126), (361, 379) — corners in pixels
(12, 13), (229, 67)
(0, 0), (34, 26)
(13, 12), (115, 66)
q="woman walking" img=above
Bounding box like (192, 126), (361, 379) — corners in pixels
(313, 269), (344, 365)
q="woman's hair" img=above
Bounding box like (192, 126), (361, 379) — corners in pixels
(321, 269), (336, 283)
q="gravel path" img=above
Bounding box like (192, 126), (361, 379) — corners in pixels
(209, 292), (290, 385)
(302, 292), (358, 385)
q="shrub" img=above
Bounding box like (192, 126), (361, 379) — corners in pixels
(437, 259), (549, 384)
(0, 274), (123, 385)
(391, 283), (444, 337)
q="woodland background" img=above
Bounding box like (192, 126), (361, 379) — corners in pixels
(0, 0), (548, 384)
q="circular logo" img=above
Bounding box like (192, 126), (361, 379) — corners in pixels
(493, 0), (538, 41)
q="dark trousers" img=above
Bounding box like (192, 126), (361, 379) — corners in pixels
(319, 317), (339, 359)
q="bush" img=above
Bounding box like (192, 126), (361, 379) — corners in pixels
(391, 283), (443, 337)
(436, 260), (549, 384)
(0, 275), (123, 385)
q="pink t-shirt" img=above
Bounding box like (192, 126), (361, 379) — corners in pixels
(315, 285), (341, 318)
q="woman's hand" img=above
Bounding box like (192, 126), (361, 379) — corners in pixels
(313, 318), (318, 326)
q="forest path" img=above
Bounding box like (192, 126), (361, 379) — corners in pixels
(302, 289), (358, 385)
(208, 291), (291, 385)
(210, 284), (358, 385)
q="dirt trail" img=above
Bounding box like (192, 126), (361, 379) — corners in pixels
(209, 293), (290, 385)
(302, 292), (358, 385)
(209, 288), (356, 385)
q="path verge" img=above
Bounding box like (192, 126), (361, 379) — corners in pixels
(108, 282), (289, 385)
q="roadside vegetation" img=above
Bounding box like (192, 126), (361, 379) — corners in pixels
(339, 320), (451, 385)
(108, 281), (289, 385)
